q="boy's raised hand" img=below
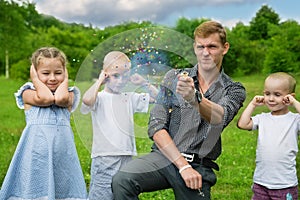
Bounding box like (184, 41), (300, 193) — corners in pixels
(98, 70), (108, 83)
(252, 95), (265, 106)
(130, 73), (147, 85)
(283, 94), (295, 105)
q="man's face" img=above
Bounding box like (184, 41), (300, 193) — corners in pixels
(193, 33), (229, 72)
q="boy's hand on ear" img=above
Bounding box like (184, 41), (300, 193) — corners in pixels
(283, 94), (295, 105)
(252, 96), (265, 106)
(98, 70), (108, 83)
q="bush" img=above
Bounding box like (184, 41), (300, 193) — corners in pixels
(10, 59), (30, 81)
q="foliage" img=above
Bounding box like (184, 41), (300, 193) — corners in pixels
(249, 5), (280, 40)
(225, 22), (262, 76)
(0, 0), (30, 72)
(10, 59), (30, 80)
(263, 20), (300, 74)
(174, 17), (209, 38)
(1, 1), (300, 79)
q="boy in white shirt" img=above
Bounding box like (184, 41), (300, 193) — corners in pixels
(237, 72), (300, 200)
(81, 51), (157, 200)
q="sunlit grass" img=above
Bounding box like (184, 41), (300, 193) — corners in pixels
(1, 74), (300, 199)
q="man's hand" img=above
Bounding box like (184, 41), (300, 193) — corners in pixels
(176, 74), (195, 102)
(180, 167), (202, 190)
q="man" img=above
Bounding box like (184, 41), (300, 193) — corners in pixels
(112, 20), (246, 200)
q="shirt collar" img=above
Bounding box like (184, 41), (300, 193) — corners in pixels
(190, 64), (225, 88)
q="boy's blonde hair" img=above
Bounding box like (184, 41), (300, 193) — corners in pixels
(103, 51), (131, 71)
(266, 72), (296, 93)
(31, 47), (67, 69)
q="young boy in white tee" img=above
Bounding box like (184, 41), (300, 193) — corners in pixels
(80, 51), (157, 200)
(237, 72), (300, 199)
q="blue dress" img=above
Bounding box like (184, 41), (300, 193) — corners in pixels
(0, 82), (87, 200)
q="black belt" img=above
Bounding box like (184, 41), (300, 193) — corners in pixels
(181, 153), (219, 171)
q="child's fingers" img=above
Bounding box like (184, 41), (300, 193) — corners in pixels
(64, 67), (68, 79)
(255, 96), (260, 102)
(30, 64), (38, 79)
(254, 96), (264, 104)
(283, 95), (293, 104)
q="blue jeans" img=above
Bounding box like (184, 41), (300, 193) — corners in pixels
(112, 151), (217, 200)
(89, 155), (132, 200)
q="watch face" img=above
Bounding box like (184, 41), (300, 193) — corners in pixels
(195, 90), (202, 103)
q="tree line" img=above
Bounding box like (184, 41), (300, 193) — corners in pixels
(1, 0), (300, 81)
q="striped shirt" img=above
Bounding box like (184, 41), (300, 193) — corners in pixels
(148, 65), (246, 160)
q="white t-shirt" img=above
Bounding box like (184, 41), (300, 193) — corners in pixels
(252, 112), (300, 189)
(81, 91), (150, 158)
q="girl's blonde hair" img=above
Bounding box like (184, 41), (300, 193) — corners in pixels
(31, 47), (67, 69)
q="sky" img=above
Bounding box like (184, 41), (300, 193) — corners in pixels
(32, 0), (300, 29)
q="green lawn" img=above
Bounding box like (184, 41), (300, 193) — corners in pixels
(0, 74), (299, 199)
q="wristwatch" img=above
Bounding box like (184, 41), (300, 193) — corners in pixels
(195, 89), (202, 103)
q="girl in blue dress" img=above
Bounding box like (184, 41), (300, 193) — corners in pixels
(0, 47), (87, 200)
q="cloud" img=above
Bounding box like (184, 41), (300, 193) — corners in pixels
(33, 0), (265, 27)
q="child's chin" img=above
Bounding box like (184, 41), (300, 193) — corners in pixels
(113, 87), (125, 93)
(49, 88), (57, 93)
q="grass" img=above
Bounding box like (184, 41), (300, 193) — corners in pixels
(0, 74), (299, 199)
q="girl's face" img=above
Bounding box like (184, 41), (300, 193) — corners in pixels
(37, 58), (65, 92)
(263, 78), (290, 115)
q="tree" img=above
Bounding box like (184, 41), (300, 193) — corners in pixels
(263, 20), (300, 74)
(174, 17), (209, 38)
(0, 0), (31, 78)
(249, 5), (280, 40)
(225, 22), (266, 76)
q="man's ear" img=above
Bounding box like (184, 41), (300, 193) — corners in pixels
(222, 42), (230, 55)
